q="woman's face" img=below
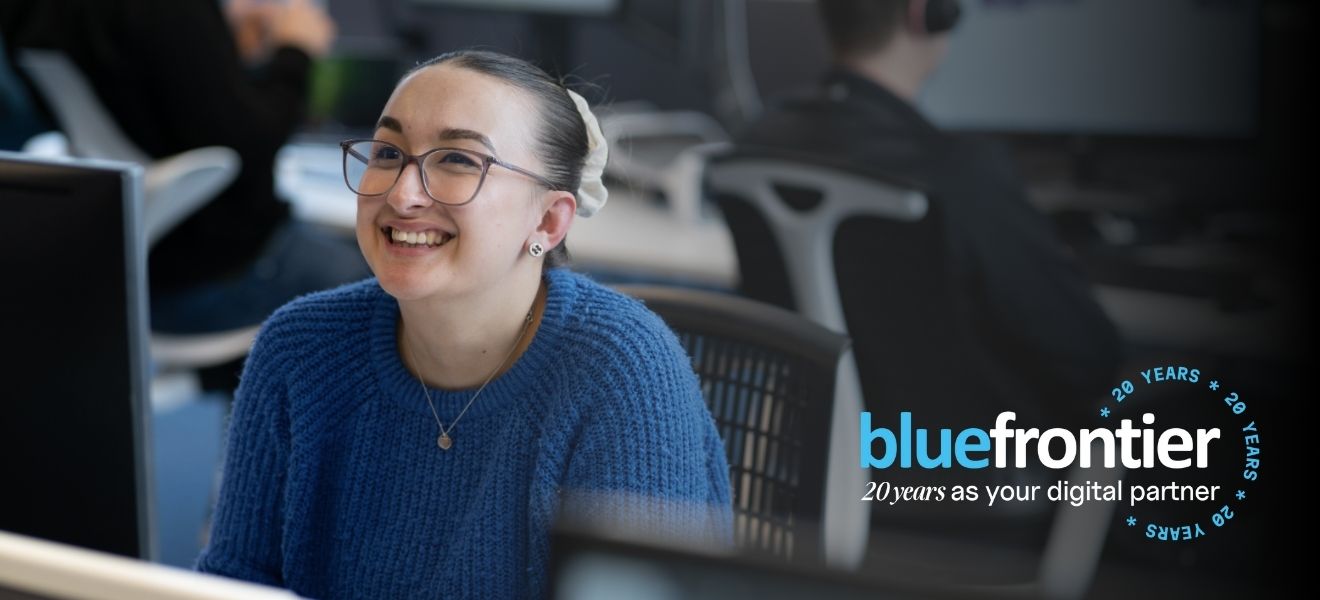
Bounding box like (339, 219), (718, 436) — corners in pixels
(356, 64), (550, 303)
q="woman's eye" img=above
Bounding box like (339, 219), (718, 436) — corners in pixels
(439, 152), (479, 167)
(373, 147), (402, 160)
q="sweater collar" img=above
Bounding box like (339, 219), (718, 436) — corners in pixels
(369, 269), (578, 419)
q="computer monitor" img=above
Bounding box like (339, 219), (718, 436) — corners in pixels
(0, 152), (154, 560)
(918, 0), (1260, 137)
(305, 48), (406, 138)
(0, 530), (297, 600)
(550, 529), (999, 600)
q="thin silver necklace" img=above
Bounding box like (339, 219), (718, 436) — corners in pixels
(405, 307), (535, 451)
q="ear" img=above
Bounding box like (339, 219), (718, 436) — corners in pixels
(535, 190), (577, 250)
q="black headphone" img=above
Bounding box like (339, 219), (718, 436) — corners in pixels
(908, 0), (963, 35)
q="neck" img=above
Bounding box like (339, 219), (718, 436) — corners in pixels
(841, 37), (936, 103)
(399, 271), (545, 389)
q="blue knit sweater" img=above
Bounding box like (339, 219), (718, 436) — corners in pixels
(196, 268), (733, 599)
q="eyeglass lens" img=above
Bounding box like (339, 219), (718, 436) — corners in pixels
(344, 140), (486, 205)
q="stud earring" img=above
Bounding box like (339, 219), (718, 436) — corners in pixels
(528, 242), (545, 257)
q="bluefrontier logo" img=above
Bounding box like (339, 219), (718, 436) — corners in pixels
(858, 365), (1262, 542)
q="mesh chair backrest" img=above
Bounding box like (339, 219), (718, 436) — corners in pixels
(616, 285), (848, 564)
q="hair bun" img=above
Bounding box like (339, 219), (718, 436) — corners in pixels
(567, 89), (608, 217)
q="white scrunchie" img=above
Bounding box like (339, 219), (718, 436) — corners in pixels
(567, 89), (608, 217)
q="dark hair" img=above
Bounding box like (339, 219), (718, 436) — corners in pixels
(407, 50), (589, 269)
(817, 0), (909, 59)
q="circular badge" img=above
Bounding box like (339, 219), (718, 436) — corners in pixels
(1100, 366), (1260, 541)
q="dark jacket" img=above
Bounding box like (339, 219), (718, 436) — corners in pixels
(1, 0), (309, 289)
(732, 68), (1121, 430)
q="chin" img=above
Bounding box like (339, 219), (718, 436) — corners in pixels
(375, 270), (442, 302)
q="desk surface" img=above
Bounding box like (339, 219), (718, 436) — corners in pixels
(277, 142), (1291, 360)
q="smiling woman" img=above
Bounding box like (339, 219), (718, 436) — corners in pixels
(194, 50), (733, 600)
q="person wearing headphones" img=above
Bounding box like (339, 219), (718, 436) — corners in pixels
(733, 0), (1120, 474)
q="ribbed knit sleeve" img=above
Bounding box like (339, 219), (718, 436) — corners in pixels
(194, 316), (292, 585)
(557, 297), (735, 547)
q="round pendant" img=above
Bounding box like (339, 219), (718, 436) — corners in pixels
(438, 434), (453, 450)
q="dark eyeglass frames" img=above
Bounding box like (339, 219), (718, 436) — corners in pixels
(340, 139), (559, 206)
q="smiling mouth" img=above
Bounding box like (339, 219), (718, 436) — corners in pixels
(383, 227), (454, 248)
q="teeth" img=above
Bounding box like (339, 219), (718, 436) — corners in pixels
(387, 228), (451, 247)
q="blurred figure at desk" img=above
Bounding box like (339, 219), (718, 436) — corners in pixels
(733, 0), (1120, 432)
(0, 0), (369, 334)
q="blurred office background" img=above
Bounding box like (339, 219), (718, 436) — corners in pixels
(1, 0), (1310, 598)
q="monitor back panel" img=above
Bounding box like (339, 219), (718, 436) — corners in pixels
(0, 154), (152, 559)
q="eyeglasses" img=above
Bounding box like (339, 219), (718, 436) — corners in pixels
(340, 139), (560, 206)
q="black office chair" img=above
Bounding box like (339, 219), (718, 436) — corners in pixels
(704, 153), (1118, 599)
(614, 284), (850, 565)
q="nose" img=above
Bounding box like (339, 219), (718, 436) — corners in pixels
(384, 160), (432, 213)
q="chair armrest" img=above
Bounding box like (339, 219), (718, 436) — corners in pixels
(664, 141), (733, 222)
(150, 325), (260, 372)
(601, 110), (731, 143)
(142, 146), (240, 248)
(600, 110), (731, 192)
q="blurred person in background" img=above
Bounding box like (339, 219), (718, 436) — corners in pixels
(0, 0), (370, 336)
(732, 0), (1121, 434)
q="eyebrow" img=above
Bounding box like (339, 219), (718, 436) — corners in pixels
(438, 128), (496, 154)
(375, 116), (496, 154)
